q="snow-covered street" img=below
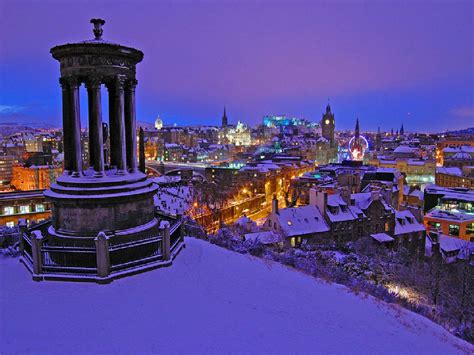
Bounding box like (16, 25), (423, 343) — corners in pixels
(1, 237), (472, 354)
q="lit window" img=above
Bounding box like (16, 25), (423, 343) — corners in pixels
(36, 204), (45, 212)
(3, 207), (14, 215)
(19, 205), (31, 214)
(6, 221), (15, 228)
(448, 224), (460, 237)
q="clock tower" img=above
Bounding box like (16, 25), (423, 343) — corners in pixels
(321, 103), (335, 147)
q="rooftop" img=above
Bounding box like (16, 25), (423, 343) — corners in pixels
(277, 205), (330, 237)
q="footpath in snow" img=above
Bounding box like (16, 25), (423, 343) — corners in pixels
(1, 237), (472, 354)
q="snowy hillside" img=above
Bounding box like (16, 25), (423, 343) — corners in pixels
(1, 237), (472, 354)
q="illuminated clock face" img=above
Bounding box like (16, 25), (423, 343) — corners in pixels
(325, 119), (330, 125)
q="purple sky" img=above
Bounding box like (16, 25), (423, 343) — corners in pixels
(0, 0), (473, 132)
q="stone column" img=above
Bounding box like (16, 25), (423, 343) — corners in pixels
(86, 76), (105, 177)
(95, 232), (110, 280)
(59, 77), (72, 174)
(68, 76), (83, 177)
(124, 79), (138, 173)
(139, 127), (145, 173)
(31, 230), (43, 279)
(113, 76), (127, 175)
(107, 82), (117, 168)
(160, 221), (171, 261)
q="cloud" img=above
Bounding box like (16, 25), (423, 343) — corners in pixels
(451, 105), (474, 119)
(0, 105), (25, 114)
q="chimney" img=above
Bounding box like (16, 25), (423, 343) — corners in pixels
(340, 187), (350, 205)
(309, 188), (318, 206)
(272, 194), (279, 215)
(314, 189), (328, 215)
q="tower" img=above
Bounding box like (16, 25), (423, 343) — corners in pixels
(400, 124), (404, 136)
(355, 117), (360, 138)
(221, 106), (228, 127)
(349, 117), (367, 161)
(375, 126), (382, 151)
(321, 102), (335, 147)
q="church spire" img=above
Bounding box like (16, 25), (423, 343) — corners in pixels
(400, 123), (404, 136)
(375, 126), (382, 151)
(222, 106), (228, 127)
(326, 99), (331, 113)
(355, 117), (360, 138)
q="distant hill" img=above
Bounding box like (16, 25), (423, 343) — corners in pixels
(0, 123), (36, 136)
(0, 117), (60, 131)
(443, 127), (474, 135)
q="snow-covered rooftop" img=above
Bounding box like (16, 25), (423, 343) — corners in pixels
(394, 210), (426, 235)
(437, 167), (462, 176)
(277, 205), (330, 237)
(1, 237), (472, 353)
(371, 233), (395, 243)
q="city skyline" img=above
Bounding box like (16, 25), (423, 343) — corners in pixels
(0, 1), (473, 132)
(1, 5), (474, 351)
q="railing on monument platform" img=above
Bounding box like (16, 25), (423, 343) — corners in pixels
(19, 216), (185, 283)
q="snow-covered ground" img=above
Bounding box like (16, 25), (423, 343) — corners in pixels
(1, 238), (472, 354)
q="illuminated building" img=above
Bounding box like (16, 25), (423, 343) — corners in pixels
(24, 134), (43, 153)
(263, 115), (319, 136)
(220, 121), (251, 146)
(0, 190), (51, 227)
(0, 155), (17, 188)
(435, 166), (474, 189)
(436, 139), (474, 166)
(11, 164), (62, 191)
(423, 185), (474, 241)
(369, 157), (435, 186)
(440, 145), (474, 168)
(155, 116), (163, 130)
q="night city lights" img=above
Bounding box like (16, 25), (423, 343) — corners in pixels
(0, 1), (473, 353)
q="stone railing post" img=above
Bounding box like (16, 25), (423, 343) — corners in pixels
(18, 218), (27, 255)
(160, 221), (170, 261)
(31, 230), (43, 279)
(95, 232), (110, 279)
(177, 214), (185, 245)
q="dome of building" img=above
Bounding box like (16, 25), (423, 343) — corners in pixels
(155, 116), (163, 130)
